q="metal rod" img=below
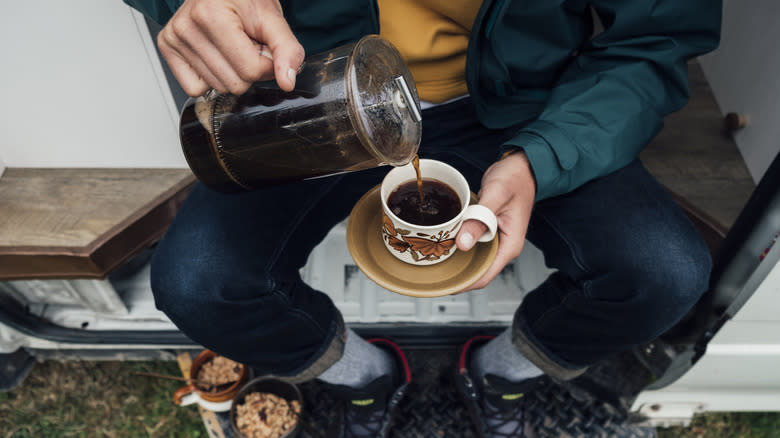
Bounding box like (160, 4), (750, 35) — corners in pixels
(394, 76), (423, 123)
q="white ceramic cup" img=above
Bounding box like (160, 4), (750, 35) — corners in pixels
(380, 159), (497, 265)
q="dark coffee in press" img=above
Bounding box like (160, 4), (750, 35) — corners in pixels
(178, 36), (422, 193)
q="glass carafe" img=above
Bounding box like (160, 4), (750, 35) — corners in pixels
(179, 35), (422, 193)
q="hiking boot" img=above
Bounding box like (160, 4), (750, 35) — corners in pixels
(455, 335), (541, 438)
(328, 338), (411, 438)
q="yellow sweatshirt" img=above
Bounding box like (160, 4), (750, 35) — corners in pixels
(378, 0), (481, 103)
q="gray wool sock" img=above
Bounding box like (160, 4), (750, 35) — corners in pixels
(317, 327), (395, 388)
(472, 328), (543, 383)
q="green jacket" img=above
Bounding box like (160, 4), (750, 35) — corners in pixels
(126, 0), (721, 200)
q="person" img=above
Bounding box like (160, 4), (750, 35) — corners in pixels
(124, 0), (721, 436)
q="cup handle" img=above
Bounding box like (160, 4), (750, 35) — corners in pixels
(173, 384), (198, 406)
(462, 204), (498, 243)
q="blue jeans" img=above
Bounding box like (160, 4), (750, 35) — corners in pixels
(151, 98), (712, 381)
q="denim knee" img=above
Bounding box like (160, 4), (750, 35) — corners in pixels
(149, 243), (276, 334)
(593, 230), (713, 340)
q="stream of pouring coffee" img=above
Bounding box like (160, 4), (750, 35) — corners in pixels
(412, 155), (424, 205)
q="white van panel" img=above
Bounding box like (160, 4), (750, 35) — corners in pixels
(0, 2), (184, 168)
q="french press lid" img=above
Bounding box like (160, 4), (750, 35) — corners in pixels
(347, 35), (422, 167)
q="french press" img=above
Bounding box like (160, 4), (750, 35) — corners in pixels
(179, 35), (422, 193)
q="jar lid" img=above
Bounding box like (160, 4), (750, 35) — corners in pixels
(347, 36), (422, 166)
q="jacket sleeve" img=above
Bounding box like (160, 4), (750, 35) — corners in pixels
(123, 0), (183, 25)
(503, 1), (721, 201)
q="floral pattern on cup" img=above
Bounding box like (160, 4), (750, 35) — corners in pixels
(382, 212), (458, 262)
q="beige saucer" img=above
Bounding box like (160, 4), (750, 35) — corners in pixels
(346, 185), (499, 298)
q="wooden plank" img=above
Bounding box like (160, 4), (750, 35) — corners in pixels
(642, 61), (756, 230)
(0, 168), (195, 280)
(0, 168), (192, 247)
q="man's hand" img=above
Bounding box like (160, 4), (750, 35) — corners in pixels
(157, 0), (305, 97)
(456, 151), (536, 292)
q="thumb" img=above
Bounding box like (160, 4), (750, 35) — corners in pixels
(270, 34), (305, 91)
(457, 220), (488, 251)
(247, 8), (305, 91)
(457, 183), (509, 251)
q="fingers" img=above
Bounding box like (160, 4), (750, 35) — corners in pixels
(182, 13), (254, 93)
(460, 220), (527, 293)
(158, 0), (304, 96)
(454, 157), (536, 293)
(159, 7), (248, 96)
(159, 44), (210, 97)
(161, 31), (230, 93)
(198, 10), (275, 88)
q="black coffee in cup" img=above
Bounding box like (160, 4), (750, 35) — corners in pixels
(387, 179), (461, 226)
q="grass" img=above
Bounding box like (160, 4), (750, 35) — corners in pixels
(0, 361), (203, 438)
(2, 360), (780, 437)
(657, 412), (780, 438)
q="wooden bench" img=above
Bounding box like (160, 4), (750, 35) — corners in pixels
(0, 169), (195, 280)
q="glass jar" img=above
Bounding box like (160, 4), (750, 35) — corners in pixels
(179, 35), (422, 193)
